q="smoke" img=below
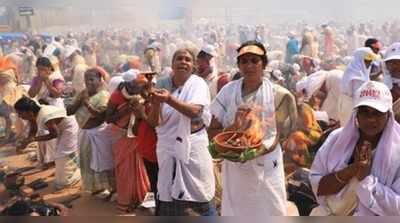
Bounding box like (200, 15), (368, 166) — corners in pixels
(6, 0), (400, 32)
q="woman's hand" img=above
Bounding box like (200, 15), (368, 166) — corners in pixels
(355, 140), (373, 181)
(232, 106), (252, 131)
(38, 71), (50, 81)
(16, 137), (34, 152)
(150, 89), (171, 104)
(131, 102), (146, 119)
(78, 90), (89, 103)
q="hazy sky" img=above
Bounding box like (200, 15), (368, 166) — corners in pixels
(5, 0), (400, 31)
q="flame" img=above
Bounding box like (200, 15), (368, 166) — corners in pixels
(243, 105), (265, 145)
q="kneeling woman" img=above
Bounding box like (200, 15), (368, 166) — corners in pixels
(14, 97), (81, 190)
(310, 81), (400, 216)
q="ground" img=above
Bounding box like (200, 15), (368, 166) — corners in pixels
(1, 144), (298, 216)
(0, 144), (152, 216)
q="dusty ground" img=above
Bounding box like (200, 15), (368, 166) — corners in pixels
(1, 144), (299, 216)
(0, 144), (152, 216)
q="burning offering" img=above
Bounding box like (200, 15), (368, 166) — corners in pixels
(213, 105), (265, 154)
(214, 131), (262, 153)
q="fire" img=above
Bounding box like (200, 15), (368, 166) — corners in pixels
(243, 104), (265, 145)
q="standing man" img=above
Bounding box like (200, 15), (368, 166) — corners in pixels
(196, 45), (228, 99)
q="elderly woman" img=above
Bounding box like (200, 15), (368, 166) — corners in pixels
(105, 69), (150, 214)
(310, 81), (400, 216)
(208, 41), (287, 216)
(67, 68), (114, 196)
(14, 97), (80, 190)
(148, 48), (216, 216)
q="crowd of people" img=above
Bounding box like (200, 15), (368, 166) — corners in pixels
(1, 20), (400, 216)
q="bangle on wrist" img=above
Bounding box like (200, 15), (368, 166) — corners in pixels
(334, 172), (346, 184)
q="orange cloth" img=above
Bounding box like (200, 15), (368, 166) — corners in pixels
(111, 126), (150, 206)
(283, 104), (322, 170)
(109, 89), (150, 206)
(0, 57), (18, 81)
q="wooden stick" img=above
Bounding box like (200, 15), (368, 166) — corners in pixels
(226, 132), (237, 144)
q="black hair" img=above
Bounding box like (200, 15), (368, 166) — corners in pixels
(14, 96), (41, 114)
(364, 38), (379, 48)
(197, 50), (213, 60)
(36, 57), (54, 72)
(2, 200), (33, 216)
(236, 40), (268, 69)
(85, 68), (102, 79)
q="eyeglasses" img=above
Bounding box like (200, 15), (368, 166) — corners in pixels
(239, 58), (262, 65)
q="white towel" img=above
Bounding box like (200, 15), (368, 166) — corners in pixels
(173, 75), (201, 164)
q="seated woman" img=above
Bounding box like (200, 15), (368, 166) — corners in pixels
(67, 68), (114, 196)
(0, 57), (25, 145)
(310, 81), (400, 216)
(283, 89), (322, 174)
(14, 97), (81, 190)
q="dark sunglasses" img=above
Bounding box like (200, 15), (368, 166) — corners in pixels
(239, 58), (261, 65)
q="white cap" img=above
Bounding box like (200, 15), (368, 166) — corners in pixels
(292, 63), (301, 72)
(122, 69), (140, 82)
(200, 44), (217, 57)
(148, 42), (161, 50)
(272, 69), (285, 81)
(353, 81), (392, 113)
(108, 75), (124, 93)
(384, 42), (400, 62)
(64, 45), (81, 59)
(288, 31), (296, 38)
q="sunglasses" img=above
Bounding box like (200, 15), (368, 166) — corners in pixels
(239, 58), (262, 65)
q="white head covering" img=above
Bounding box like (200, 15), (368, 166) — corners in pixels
(384, 42), (400, 62)
(383, 42), (400, 90)
(316, 81), (400, 188)
(353, 81), (392, 113)
(296, 70), (327, 100)
(122, 69), (140, 82)
(200, 44), (217, 57)
(148, 42), (161, 50)
(321, 69), (344, 121)
(108, 75), (124, 93)
(64, 45), (81, 59)
(341, 47), (378, 96)
(271, 69), (285, 81)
